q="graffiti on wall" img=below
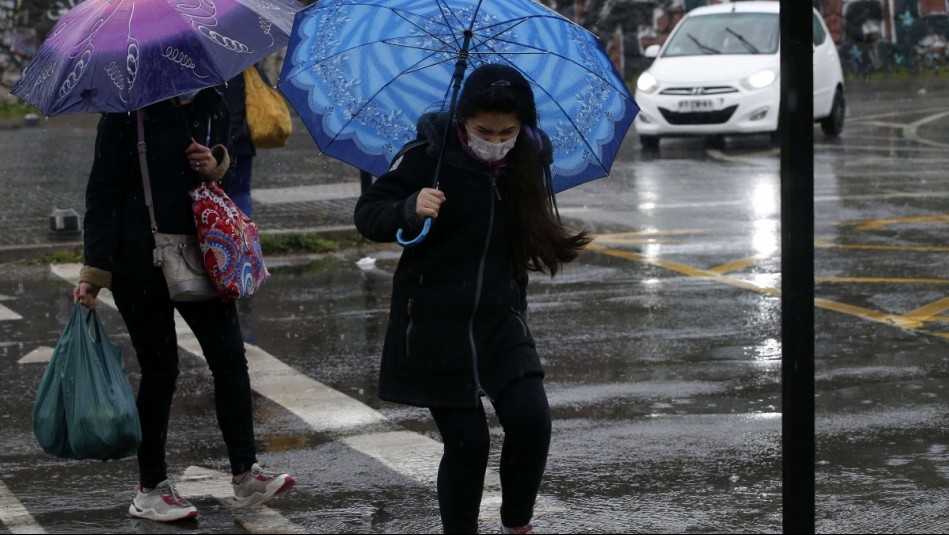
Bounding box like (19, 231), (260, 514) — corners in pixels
(557, 0), (949, 77)
(2, 0), (948, 102)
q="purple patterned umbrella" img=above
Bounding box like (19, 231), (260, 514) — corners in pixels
(12, 0), (303, 116)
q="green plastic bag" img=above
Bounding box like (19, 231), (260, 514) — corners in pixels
(33, 303), (141, 461)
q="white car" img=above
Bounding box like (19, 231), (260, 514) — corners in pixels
(633, 1), (845, 150)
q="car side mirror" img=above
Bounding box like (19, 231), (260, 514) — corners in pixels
(644, 44), (660, 58)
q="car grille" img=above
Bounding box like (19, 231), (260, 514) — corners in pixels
(659, 86), (738, 96)
(658, 105), (739, 125)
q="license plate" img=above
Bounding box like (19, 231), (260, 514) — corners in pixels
(677, 98), (723, 111)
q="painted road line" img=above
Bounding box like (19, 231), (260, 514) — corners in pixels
(178, 466), (306, 534)
(709, 251), (778, 274)
(815, 276), (949, 284)
(903, 110), (949, 148)
(847, 214), (949, 232)
(49, 264), (384, 434)
(252, 183), (362, 205)
(586, 243), (781, 298)
(587, 242), (942, 335)
(340, 431), (564, 522)
(17, 346), (54, 364)
(0, 303), (21, 321)
(49, 264), (566, 525)
(814, 240), (949, 253)
(902, 297), (949, 329)
(0, 479), (45, 534)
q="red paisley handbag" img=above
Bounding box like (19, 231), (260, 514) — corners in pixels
(189, 182), (270, 301)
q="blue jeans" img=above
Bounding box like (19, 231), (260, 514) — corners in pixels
(224, 155), (254, 217)
(112, 268), (257, 488)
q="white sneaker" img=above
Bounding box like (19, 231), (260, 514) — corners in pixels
(500, 520), (535, 534)
(232, 463), (295, 508)
(128, 480), (197, 522)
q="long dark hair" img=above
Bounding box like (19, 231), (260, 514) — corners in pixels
(457, 63), (591, 277)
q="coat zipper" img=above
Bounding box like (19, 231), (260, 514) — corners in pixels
(467, 175), (497, 404)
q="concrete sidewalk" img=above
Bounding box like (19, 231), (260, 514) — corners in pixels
(0, 112), (365, 264)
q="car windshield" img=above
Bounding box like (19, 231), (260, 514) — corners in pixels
(662, 12), (779, 57)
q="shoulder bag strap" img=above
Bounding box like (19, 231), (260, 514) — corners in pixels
(136, 109), (159, 233)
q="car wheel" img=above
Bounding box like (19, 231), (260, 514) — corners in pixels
(820, 87), (845, 137)
(640, 135), (660, 150)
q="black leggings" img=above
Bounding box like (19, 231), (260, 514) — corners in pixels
(430, 376), (551, 534)
(112, 269), (257, 488)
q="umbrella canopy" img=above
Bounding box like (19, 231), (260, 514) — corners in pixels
(12, 0), (303, 117)
(278, 0), (639, 193)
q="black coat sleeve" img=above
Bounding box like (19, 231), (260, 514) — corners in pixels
(83, 113), (132, 275)
(353, 146), (433, 243)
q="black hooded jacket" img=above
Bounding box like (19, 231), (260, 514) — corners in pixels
(80, 89), (230, 289)
(354, 112), (552, 408)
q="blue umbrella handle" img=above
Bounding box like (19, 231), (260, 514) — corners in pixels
(396, 217), (432, 248)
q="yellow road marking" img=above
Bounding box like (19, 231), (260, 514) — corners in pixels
(588, 242), (948, 336)
(846, 214), (949, 232)
(709, 252), (778, 274)
(587, 244), (781, 297)
(816, 276), (949, 284)
(814, 240), (949, 253)
(905, 297), (949, 324)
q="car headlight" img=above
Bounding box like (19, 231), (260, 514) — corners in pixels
(741, 69), (777, 90)
(636, 72), (659, 94)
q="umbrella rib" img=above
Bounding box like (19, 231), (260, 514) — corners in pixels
(321, 55), (457, 148)
(285, 7), (461, 80)
(471, 16), (631, 93)
(485, 48), (614, 178)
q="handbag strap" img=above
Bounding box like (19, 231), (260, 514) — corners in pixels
(135, 109), (159, 234)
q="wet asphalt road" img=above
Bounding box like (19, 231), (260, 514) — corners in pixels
(1, 78), (948, 533)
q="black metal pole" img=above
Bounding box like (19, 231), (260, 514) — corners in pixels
(780, 0), (815, 532)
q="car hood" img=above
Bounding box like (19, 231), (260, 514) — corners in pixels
(648, 54), (779, 84)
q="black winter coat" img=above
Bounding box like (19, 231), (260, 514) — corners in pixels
(354, 112), (544, 409)
(82, 90), (230, 285)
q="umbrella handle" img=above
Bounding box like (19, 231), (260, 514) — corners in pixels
(396, 217), (432, 248)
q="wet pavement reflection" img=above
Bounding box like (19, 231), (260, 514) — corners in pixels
(0, 79), (948, 533)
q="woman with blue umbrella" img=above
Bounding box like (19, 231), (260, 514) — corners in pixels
(354, 63), (591, 534)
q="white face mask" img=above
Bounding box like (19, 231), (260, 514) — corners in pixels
(466, 127), (518, 162)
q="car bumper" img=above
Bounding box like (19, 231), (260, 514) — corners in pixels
(634, 84), (779, 137)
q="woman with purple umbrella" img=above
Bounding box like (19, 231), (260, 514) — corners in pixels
(72, 87), (294, 523)
(354, 63), (591, 534)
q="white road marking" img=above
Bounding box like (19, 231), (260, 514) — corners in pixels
(252, 183), (362, 205)
(48, 263), (565, 530)
(0, 303), (21, 321)
(0, 479), (45, 534)
(17, 346), (54, 364)
(178, 466), (306, 534)
(49, 264), (384, 435)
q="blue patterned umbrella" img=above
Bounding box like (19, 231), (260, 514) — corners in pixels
(278, 0), (639, 193)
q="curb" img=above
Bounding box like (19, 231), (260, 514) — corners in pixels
(0, 226), (363, 266)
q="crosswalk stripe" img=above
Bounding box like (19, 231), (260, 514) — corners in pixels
(0, 303), (22, 321)
(177, 466), (306, 534)
(17, 346), (54, 364)
(48, 263), (564, 530)
(0, 479), (45, 534)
